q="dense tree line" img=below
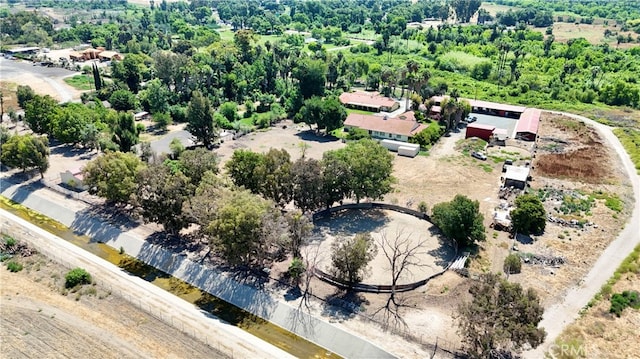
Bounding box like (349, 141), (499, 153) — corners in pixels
(80, 139), (394, 267)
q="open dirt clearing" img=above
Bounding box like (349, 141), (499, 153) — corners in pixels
(0, 251), (224, 359)
(312, 208), (455, 284)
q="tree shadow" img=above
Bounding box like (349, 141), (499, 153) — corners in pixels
(49, 143), (93, 158)
(313, 208), (390, 238)
(295, 130), (340, 143)
(514, 233), (534, 245)
(427, 233), (458, 268)
(321, 289), (368, 320)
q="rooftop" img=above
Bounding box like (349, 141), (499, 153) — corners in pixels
(516, 108), (542, 134)
(466, 123), (496, 131)
(340, 91), (397, 109)
(344, 112), (426, 137)
(504, 165), (530, 183)
(430, 96), (527, 114)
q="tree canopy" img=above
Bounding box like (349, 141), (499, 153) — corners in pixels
(0, 134), (49, 178)
(331, 232), (378, 284)
(511, 194), (546, 235)
(83, 151), (144, 204)
(431, 194), (486, 247)
(457, 273), (546, 358)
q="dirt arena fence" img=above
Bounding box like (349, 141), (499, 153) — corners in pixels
(311, 202), (458, 293)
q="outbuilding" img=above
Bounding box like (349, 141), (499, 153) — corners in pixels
(465, 123), (495, 142)
(515, 108), (541, 141)
(503, 165), (530, 189)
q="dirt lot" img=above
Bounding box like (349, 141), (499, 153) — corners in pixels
(532, 22), (638, 49)
(552, 250), (640, 359)
(0, 249), (224, 359)
(507, 113), (634, 306)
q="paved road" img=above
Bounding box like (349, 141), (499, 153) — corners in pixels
(0, 210), (292, 359)
(523, 112), (640, 358)
(0, 57), (78, 103)
(0, 178), (396, 359)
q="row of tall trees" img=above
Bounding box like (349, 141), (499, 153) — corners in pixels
(225, 139), (395, 212)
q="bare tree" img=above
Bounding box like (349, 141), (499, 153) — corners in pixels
(374, 228), (430, 329)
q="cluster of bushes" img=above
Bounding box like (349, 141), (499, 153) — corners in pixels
(610, 290), (640, 317)
(613, 128), (640, 175)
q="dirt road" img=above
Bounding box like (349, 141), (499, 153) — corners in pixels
(0, 210), (295, 359)
(523, 112), (640, 358)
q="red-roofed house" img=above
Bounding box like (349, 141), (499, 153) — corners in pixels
(465, 123), (496, 141)
(344, 111), (426, 142)
(340, 91), (400, 112)
(515, 108), (541, 141)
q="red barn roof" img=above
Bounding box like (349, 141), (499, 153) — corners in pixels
(466, 123), (496, 131)
(516, 108), (542, 134)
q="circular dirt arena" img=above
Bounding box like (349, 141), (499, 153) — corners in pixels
(310, 208), (456, 286)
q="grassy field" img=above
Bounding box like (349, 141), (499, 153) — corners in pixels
(479, 2), (516, 16)
(440, 51), (489, 68)
(63, 75), (93, 91)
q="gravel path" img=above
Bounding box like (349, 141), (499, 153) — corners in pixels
(523, 112), (640, 358)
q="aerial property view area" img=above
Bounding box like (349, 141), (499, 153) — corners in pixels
(1, 0), (640, 358)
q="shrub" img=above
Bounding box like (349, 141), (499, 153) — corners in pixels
(288, 257), (306, 285)
(610, 291), (640, 317)
(65, 268), (92, 288)
(6, 261), (23, 272)
(418, 201), (428, 213)
(503, 254), (522, 274)
(4, 235), (16, 248)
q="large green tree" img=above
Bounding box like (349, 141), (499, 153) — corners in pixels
(511, 194), (546, 235)
(178, 147), (219, 185)
(0, 134), (49, 178)
(186, 90), (218, 148)
(292, 58), (326, 99)
(83, 151), (144, 204)
(431, 194), (486, 247)
(112, 112), (140, 152)
(135, 163), (191, 234)
(24, 95), (59, 135)
(292, 157), (324, 213)
(51, 104), (91, 145)
(109, 89), (138, 112)
(207, 188), (281, 266)
(331, 232), (378, 284)
(224, 149), (265, 193)
(457, 273), (546, 358)
(339, 139), (395, 203)
(256, 148), (293, 207)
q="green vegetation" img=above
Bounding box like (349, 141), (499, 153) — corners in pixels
(613, 128), (640, 174)
(432, 194), (486, 247)
(609, 290), (640, 317)
(511, 194), (546, 235)
(457, 273), (545, 357)
(63, 75), (94, 91)
(331, 232), (378, 284)
(587, 244), (640, 308)
(6, 261), (23, 272)
(503, 254), (522, 274)
(65, 268), (92, 288)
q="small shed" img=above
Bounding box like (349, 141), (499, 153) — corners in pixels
(60, 168), (88, 191)
(465, 123), (495, 141)
(503, 165), (530, 189)
(515, 108), (541, 141)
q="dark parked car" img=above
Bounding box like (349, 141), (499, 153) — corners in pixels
(502, 159), (513, 172)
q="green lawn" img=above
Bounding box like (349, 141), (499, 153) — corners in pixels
(330, 127), (348, 139)
(346, 108), (376, 115)
(64, 75), (93, 91)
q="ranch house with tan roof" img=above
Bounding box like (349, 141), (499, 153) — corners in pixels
(344, 111), (426, 142)
(339, 91), (400, 112)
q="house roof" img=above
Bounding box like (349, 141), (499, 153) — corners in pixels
(339, 91), (397, 109)
(8, 46), (39, 53)
(504, 165), (530, 183)
(344, 113), (426, 137)
(466, 123), (496, 131)
(430, 96), (526, 114)
(81, 48), (102, 54)
(99, 51), (120, 58)
(516, 108), (542, 134)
